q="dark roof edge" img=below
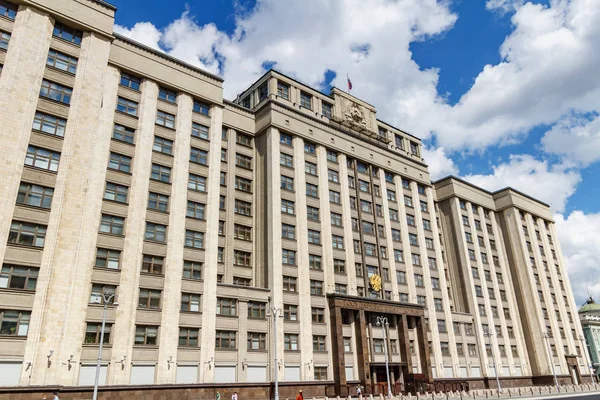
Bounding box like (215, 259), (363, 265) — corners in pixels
(95, 0), (117, 10)
(432, 175), (550, 208)
(112, 33), (224, 83)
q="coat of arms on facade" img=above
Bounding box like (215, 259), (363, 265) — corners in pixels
(369, 274), (382, 292)
(343, 100), (369, 130)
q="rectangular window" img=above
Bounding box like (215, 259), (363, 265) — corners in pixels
(186, 201), (205, 219)
(0, 309), (31, 337)
(183, 261), (202, 280)
(300, 91), (312, 109)
(281, 199), (295, 215)
(158, 87), (177, 103)
(0, 1), (17, 20)
(280, 133), (293, 146)
(8, 221), (46, 247)
(283, 276), (297, 292)
(153, 136), (173, 155)
(332, 235), (344, 250)
(247, 332), (266, 350)
(312, 307), (325, 323)
(138, 289), (161, 309)
(99, 214), (124, 235)
(284, 333), (299, 351)
(306, 183), (319, 198)
(84, 322), (112, 344)
(52, 22), (82, 45)
(281, 175), (294, 191)
(215, 331), (237, 349)
(236, 132), (253, 147)
(141, 255), (163, 275)
(282, 249), (296, 265)
(309, 254), (322, 270)
(334, 259), (345, 274)
(331, 213), (342, 227)
(46, 49), (78, 74)
(188, 174), (206, 192)
(406, 214), (416, 226)
(25, 145), (60, 172)
(431, 277), (440, 289)
(389, 209), (399, 221)
(283, 304), (298, 321)
(322, 102), (332, 118)
(185, 230), (204, 249)
(234, 153), (252, 170)
(305, 162), (317, 176)
(148, 192), (169, 212)
(234, 200), (252, 216)
(414, 274), (424, 287)
(112, 123), (135, 143)
(190, 147), (208, 166)
(0, 30), (8, 51)
(233, 224), (252, 241)
(150, 164), (172, 183)
(94, 248), (120, 270)
(178, 327), (199, 347)
(156, 110), (175, 129)
(17, 182), (54, 208)
(120, 73), (141, 90)
(191, 122), (209, 140)
(282, 224), (295, 240)
(423, 219), (432, 231)
(144, 222), (166, 242)
(313, 335), (326, 351)
(394, 249), (404, 262)
(0, 264), (38, 290)
(277, 81), (290, 100)
(329, 190), (341, 204)
(134, 325), (158, 345)
(308, 230), (321, 245)
(247, 301), (266, 319)
(280, 153), (293, 168)
(193, 100), (209, 115)
(116, 96), (138, 116)
(216, 298), (237, 316)
(33, 112), (67, 137)
(328, 169), (339, 183)
(180, 293), (201, 313)
(310, 280), (324, 295)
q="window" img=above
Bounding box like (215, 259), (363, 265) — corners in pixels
(277, 81), (290, 100)
(94, 248), (120, 270)
(313, 335), (326, 351)
(116, 96), (138, 116)
(332, 259), (345, 274)
(468, 249), (476, 261)
(0, 30), (8, 51)
(247, 301), (266, 319)
(232, 250), (251, 268)
(306, 183), (319, 198)
(281, 175), (294, 191)
(312, 307), (325, 323)
(138, 289), (161, 309)
(326, 150), (338, 162)
(394, 250), (404, 262)
(142, 222), (165, 243)
(0, 1), (17, 20)
(234, 176), (252, 193)
(282, 249), (296, 265)
(329, 190), (341, 204)
(0, 264), (38, 290)
(353, 240), (361, 254)
(309, 254), (322, 270)
(120, 73), (141, 90)
(305, 162), (317, 176)
(234, 200), (252, 216)
(84, 322), (111, 344)
(308, 230), (321, 245)
(329, 213), (343, 227)
(472, 267), (480, 279)
(282, 224), (295, 240)
(322, 102), (333, 118)
(389, 209), (399, 221)
(153, 136), (173, 155)
(155, 110), (175, 129)
(283, 304), (298, 321)
(188, 174), (206, 192)
(32, 112), (67, 138)
(193, 100), (209, 115)
(186, 201), (205, 220)
(236, 132), (253, 147)
(310, 280), (324, 295)
(185, 230), (204, 249)
(148, 192), (169, 212)
(283, 276), (297, 292)
(217, 298), (237, 316)
(215, 330), (237, 349)
(414, 274), (424, 287)
(52, 21), (82, 45)
(151, 164), (170, 182)
(328, 169), (339, 183)
(423, 219), (432, 231)
(465, 232), (473, 243)
(284, 333), (299, 351)
(191, 122), (209, 140)
(410, 142), (419, 156)
(180, 293), (201, 312)
(300, 91), (312, 109)
(112, 123), (135, 144)
(361, 200), (372, 213)
(17, 182), (54, 208)
(404, 195), (413, 208)
(99, 214), (124, 235)
(406, 214), (416, 226)
(178, 327), (199, 347)
(391, 229), (401, 242)
(280, 153), (293, 168)
(0, 309), (31, 337)
(141, 255), (163, 275)
(396, 271), (406, 284)
(8, 221), (46, 247)
(46, 49), (78, 74)
(478, 304), (486, 316)
(133, 325), (158, 345)
(158, 87), (177, 103)
(190, 147), (208, 166)
(431, 277), (440, 289)
(25, 145), (60, 172)
(183, 261), (202, 280)
(408, 234), (418, 246)
(332, 235), (344, 250)
(280, 132), (293, 146)
(246, 332), (266, 351)
(233, 224), (251, 241)
(468, 344), (477, 357)
(420, 201), (429, 212)
(425, 238), (434, 250)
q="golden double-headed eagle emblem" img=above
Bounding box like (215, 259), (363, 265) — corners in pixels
(369, 274), (382, 292)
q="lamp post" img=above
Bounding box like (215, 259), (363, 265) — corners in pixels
(483, 330), (501, 392)
(579, 335), (595, 384)
(92, 292), (116, 400)
(267, 303), (283, 400)
(543, 332), (559, 390)
(376, 316), (392, 399)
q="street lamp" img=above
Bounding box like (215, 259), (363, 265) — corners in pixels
(483, 330), (501, 392)
(267, 303), (283, 400)
(542, 332), (559, 391)
(376, 316), (392, 399)
(579, 335), (595, 384)
(92, 292), (117, 400)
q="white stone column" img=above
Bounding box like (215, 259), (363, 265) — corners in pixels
(0, 5), (53, 264)
(265, 127), (285, 381)
(337, 154), (357, 295)
(393, 176), (416, 302)
(292, 136), (314, 380)
(109, 79), (159, 385)
(21, 31), (114, 386)
(155, 93), (193, 383)
(376, 171), (399, 301)
(199, 105), (224, 383)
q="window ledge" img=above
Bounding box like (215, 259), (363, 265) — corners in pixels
(82, 344), (112, 348)
(152, 150), (174, 158)
(6, 243), (44, 250)
(51, 35), (81, 48)
(31, 128), (64, 140)
(0, 335), (27, 340)
(144, 239), (167, 245)
(149, 178), (171, 184)
(23, 165), (57, 175)
(15, 202), (51, 212)
(155, 123), (176, 131)
(114, 110), (139, 119)
(0, 287), (35, 294)
(45, 64), (76, 77)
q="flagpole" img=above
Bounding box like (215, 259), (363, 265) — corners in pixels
(346, 73), (349, 94)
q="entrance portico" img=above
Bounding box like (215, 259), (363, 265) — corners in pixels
(327, 294), (433, 395)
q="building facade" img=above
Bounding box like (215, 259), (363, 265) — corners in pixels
(579, 298), (600, 380)
(0, 0), (588, 394)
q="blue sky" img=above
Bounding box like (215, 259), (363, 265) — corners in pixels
(111, 0), (600, 304)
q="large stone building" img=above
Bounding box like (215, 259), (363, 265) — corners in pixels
(579, 298), (600, 381)
(0, 0), (589, 395)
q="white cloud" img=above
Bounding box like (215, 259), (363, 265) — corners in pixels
(542, 113), (600, 166)
(422, 146), (459, 180)
(114, 22), (162, 50)
(555, 211), (600, 306)
(462, 154), (581, 213)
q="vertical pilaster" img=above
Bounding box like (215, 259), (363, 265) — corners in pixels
(338, 154), (358, 295)
(417, 316), (433, 383)
(155, 93), (193, 383)
(199, 105), (224, 382)
(377, 172), (399, 301)
(394, 176), (416, 301)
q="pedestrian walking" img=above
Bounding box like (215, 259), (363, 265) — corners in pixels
(357, 385), (362, 398)
(295, 389), (303, 400)
(232, 391), (238, 400)
(53, 392), (60, 400)
(216, 391), (221, 400)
